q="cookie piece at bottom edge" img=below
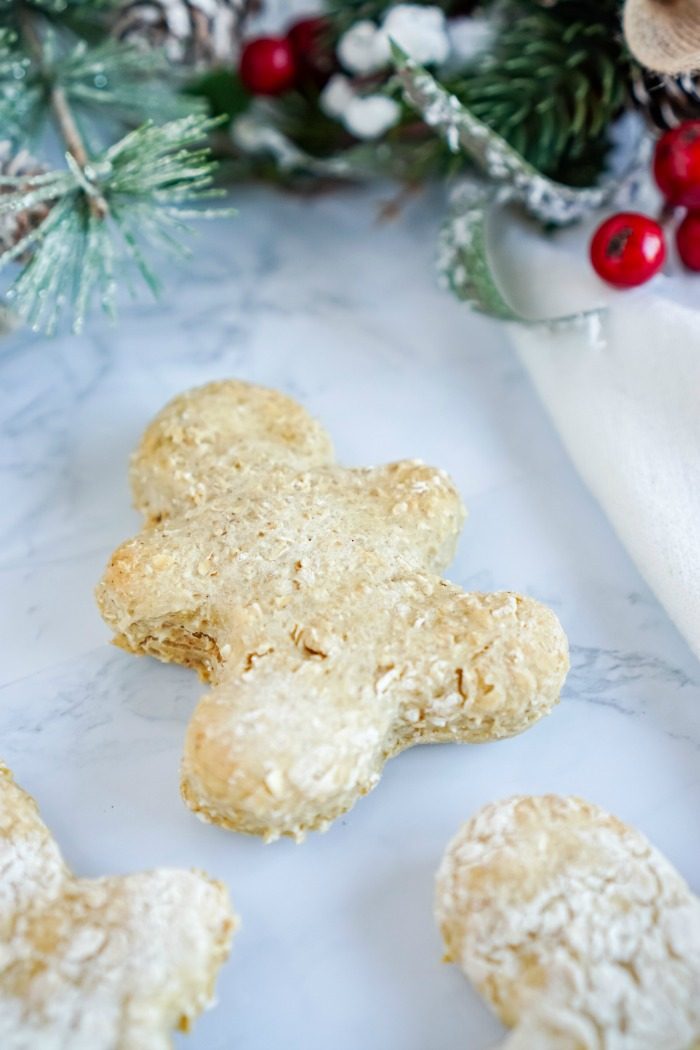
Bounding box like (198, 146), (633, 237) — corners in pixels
(0, 761), (237, 1049)
(436, 794), (700, 1049)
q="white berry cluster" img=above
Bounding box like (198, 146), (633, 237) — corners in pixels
(339, 4), (450, 73)
(320, 4), (450, 140)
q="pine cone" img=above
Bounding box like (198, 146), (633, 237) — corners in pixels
(113, 0), (254, 68)
(0, 143), (51, 259)
(631, 68), (700, 129)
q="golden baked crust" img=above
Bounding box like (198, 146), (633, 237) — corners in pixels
(436, 795), (700, 1049)
(0, 762), (236, 1049)
(97, 380), (569, 841)
(131, 380), (335, 523)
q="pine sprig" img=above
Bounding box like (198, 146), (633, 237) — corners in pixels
(1, 17), (202, 146)
(0, 0), (111, 13)
(446, 0), (634, 186)
(393, 45), (640, 224)
(0, 115), (231, 332)
(0, 29), (42, 141)
(56, 37), (201, 127)
(0, 0), (232, 332)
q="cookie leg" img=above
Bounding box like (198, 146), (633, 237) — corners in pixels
(181, 652), (395, 841)
(181, 583), (568, 840)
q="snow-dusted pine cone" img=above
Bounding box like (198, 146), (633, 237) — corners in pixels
(631, 68), (700, 129)
(113, 0), (252, 67)
(0, 143), (51, 259)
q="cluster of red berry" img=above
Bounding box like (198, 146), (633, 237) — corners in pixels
(591, 121), (700, 288)
(238, 18), (331, 97)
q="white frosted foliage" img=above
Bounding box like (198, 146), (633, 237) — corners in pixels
(383, 4), (450, 66)
(344, 95), (401, 139)
(320, 74), (357, 118)
(337, 4), (450, 75)
(337, 19), (390, 74)
(320, 75), (401, 139)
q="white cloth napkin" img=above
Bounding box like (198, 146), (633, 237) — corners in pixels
(501, 218), (700, 658)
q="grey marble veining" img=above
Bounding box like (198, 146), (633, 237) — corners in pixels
(1, 183), (699, 1049)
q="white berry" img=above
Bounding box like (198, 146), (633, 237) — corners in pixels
(337, 19), (390, 75)
(382, 4), (450, 67)
(343, 94), (401, 140)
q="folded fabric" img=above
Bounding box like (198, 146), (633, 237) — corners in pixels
(502, 220), (700, 658)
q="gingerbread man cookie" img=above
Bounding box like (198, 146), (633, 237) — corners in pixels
(0, 762), (236, 1048)
(97, 381), (568, 841)
(436, 795), (700, 1049)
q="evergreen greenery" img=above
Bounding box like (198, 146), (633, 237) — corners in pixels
(192, 0), (639, 191)
(0, 0), (226, 332)
(0, 114), (228, 332)
(1, 0), (652, 332)
(446, 0), (635, 186)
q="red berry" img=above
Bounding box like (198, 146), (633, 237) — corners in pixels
(287, 17), (334, 84)
(239, 37), (297, 96)
(676, 211), (700, 270)
(590, 212), (666, 288)
(653, 121), (700, 208)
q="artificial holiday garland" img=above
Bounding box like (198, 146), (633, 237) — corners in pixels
(443, 0), (633, 186)
(2, 0), (700, 332)
(223, 1), (645, 180)
(217, 1), (652, 319)
(217, 0), (700, 319)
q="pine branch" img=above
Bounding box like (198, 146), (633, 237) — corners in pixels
(0, 1), (226, 332)
(0, 114), (231, 332)
(445, 0), (634, 186)
(17, 1), (108, 216)
(0, 0), (112, 8)
(0, 0), (112, 13)
(3, 4), (203, 144)
(393, 45), (641, 225)
(0, 29), (41, 142)
(62, 38), (197, 115)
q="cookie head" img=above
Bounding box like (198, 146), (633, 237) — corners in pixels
(131, 380), (334, 522)
(436, 795), (700, 1047)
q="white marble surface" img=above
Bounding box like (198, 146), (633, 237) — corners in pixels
(1, 183), (699, 1049)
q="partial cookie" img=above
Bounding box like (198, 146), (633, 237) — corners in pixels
(97, 380), (569, 841)
(436, 795), (700, 1049)
(0, 762), (236, 1049)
